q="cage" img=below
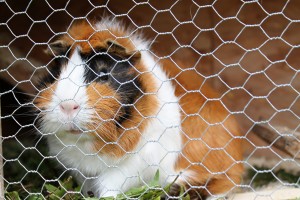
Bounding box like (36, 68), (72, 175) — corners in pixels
(0, 0), (300, 199)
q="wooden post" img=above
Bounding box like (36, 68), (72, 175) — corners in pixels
(0, 97), (4, 198)
(252, 124), (300, 159)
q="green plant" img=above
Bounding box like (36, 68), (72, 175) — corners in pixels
(5, 170), (190, 200)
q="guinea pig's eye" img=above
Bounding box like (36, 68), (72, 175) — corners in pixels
(99, 68), (109, 81)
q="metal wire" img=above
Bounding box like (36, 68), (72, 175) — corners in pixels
(0, 0), (299, 199)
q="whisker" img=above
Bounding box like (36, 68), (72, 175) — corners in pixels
(12, 114), (39, 117)
(33, 96), (51, 101)
(13, 91), (37, 97)
(13, 91), (52, 101)
(2, 103), (36, 108)
(17, 127), (41, 138)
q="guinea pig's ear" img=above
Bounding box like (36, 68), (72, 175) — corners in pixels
(106, 40), (141, 64)
(45, 40), (70, 56)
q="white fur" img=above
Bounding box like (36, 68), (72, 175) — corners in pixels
(41, 20), (182, 198)
(92, 50), (182, 197)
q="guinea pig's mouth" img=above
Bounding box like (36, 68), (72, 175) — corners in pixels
(63, 123), (85, 134)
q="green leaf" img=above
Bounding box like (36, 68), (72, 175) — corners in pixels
(141, 189), (163, 200)
(27, 194), (44, 200)
(5, 191), (21, 200)
(44, 183), (65, 199)
(64, 192), (83, 200)
(182, 193), (190, 200)
(44, 184), (59, 194)
(148, 170), (160, 187)
(152, 196), (161, 200)
(74, 185), (81, 192)
(126, 185), (147, 194)
(59, 176), (74, 191)
(100, 196), (118, 200)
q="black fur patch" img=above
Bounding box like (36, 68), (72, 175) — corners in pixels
(39, 57), (65, 87)
(81, 49), (143, 126)
(40, 41), (72, 87)
(40, 50), (70, 87)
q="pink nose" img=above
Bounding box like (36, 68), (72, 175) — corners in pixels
(59, 101), (80, 115)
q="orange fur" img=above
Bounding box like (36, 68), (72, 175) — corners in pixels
(85, 77), (158, 158)
(54, 20), (159, 157)
(162, 59), (244, 196)
(58, 21), (140, 59)
(38, 19), (244, 197)
(34, 83), (57, 110)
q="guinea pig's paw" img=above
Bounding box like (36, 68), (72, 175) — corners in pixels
(161, 183), (187, 200)
(188, 190), (206, 200)
(162, 185), (208, 200)
(166, 183), (181, 198)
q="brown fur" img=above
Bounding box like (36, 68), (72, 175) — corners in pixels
(85, 73), (158, 158)
(162, 59), (244, 196)
(40, 20), (159, 158)
(34, 83), (57, 110)
(52, 21), (141, 60)
(38, 19), (243, 197)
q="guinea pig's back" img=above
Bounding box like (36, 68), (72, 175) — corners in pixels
(162, 59), (244, 196)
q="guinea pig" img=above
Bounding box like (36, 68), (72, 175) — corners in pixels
(33, 17), (244, 199)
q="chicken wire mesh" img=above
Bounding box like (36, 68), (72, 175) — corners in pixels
(0, 0), (300, 199)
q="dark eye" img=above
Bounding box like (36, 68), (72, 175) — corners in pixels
(99, 68), (109, 81)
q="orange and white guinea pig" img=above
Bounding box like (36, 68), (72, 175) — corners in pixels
(34, 17), (243, 199)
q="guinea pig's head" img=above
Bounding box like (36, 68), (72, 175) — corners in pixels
(34, 20), (159, 155)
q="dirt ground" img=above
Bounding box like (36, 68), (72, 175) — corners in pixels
(1, 0), (300, 161)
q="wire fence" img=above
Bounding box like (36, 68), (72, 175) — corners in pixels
(0, 0), (300, 199)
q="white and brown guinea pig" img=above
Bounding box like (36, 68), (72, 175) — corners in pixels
(34, 17), (244, 199)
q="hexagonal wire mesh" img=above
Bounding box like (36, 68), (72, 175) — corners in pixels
(0, 0), (300, 199)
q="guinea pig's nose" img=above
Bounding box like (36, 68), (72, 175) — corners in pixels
(59, 101), (80, 115)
